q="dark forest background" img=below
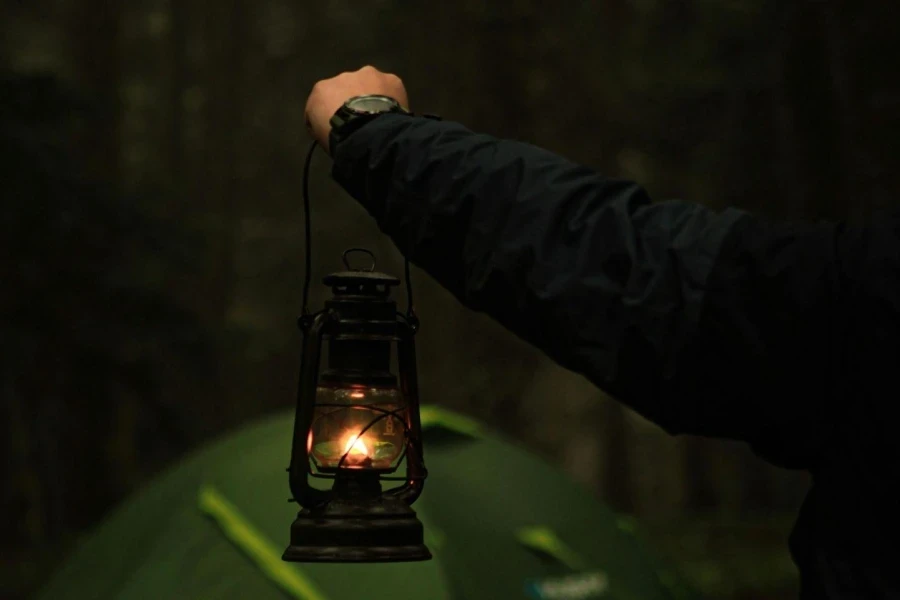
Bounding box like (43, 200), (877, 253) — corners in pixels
(3, 1), (900, 599)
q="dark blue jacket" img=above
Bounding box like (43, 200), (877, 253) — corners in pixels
(332, 113), (899, 599)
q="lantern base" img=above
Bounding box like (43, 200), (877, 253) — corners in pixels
(282, 543), (432, 563)
(283, 489), (431, 563)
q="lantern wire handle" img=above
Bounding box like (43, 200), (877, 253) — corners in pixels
(301, 140), (318, 319)
(404, 252), (417, 331)
(342, 247), (377, 271)
(300, 139), (417, 331)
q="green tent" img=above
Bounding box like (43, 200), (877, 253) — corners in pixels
(38, 406), (694, 600)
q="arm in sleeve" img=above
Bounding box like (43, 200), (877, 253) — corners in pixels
(331, 113), (855, 468)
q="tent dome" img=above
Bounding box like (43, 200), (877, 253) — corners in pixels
(39, 406), (693, 600)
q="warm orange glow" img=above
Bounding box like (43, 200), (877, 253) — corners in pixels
(349, 391), (365, 399)
(342, 433), (370, 461)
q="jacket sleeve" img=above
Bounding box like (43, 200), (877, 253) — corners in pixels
(331, 113), (855, 469)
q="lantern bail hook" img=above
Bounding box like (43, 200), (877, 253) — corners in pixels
(342, 247), (377, 272)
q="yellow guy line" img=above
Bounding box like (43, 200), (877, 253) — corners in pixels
(198, 484), (329, 600)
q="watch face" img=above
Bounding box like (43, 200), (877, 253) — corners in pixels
(347, 95), (398, 114)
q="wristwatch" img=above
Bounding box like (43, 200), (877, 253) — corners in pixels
(328, 94), (410, 153)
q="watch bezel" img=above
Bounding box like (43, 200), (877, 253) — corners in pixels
(344, 94), (404, 115)
(327, 95), (412, 155)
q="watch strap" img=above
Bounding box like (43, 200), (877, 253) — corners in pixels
(327, 101), (443, 154)
(328, 111), (384, 154)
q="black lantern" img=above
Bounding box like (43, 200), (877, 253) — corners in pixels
(283, 247), (431, 563)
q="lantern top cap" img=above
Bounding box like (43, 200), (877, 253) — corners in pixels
(322, 248), (400, 288)
(322, 269), (400, 287)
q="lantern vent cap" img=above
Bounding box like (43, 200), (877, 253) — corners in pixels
(322, 270), (400, 287)
(322, 248), (401, 289)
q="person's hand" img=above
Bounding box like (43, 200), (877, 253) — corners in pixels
(305, 65), (409, 154)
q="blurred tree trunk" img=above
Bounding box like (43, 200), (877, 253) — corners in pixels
(168, 0), (188, 204)
(768, 7), (803, 220)
(474, 1), (539, 137)
(3, 383), (45, 546)
(202, 0), (246, 325)
(67, 0), (122, 188)
(57, 0), (123, 540)
(819, 1), (884, 221)
(197, 0), (249, 428)
(778, 3), (843, 220)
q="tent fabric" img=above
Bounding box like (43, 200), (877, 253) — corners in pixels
(38, 406), (693, 600)
(197, 484), (329, 600)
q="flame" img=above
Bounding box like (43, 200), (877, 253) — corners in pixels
(343, 434), (369, 459)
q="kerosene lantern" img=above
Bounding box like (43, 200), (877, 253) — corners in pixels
(282, 246), (430, 563)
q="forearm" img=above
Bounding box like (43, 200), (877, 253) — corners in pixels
(330, 114), (846, 466)
(332, 114), (738, 428)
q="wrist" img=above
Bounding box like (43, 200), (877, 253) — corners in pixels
(327, 95), (410, 155)
(328, 110), (384, 156)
